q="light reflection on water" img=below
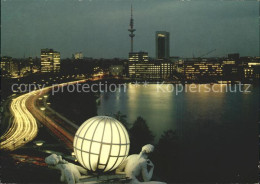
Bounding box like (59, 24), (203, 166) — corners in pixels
(98, 84), (258, 140)
(97, 84), (259, 180)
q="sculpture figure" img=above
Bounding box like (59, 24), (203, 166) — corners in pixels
(45, 154), (87, 184)
(116, 144), (166, 184)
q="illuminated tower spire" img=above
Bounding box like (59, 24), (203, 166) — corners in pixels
(128, 4), (136, 53)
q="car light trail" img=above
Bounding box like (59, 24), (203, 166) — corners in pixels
(0, 79), (91, 151)
(0, 92), (38, 151)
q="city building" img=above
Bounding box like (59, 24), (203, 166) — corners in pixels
(174, 56), (260, 81)
(41, 49), (60, 73)
(128, 52), (173, 79)
(155, 31), (170, 60)
(160, 62), (173, 79)
(175, 58), (223, 80)
(221, 59), (244, 80)
(0, 56), (12, 72)
(244, 62), (260, 79)
(129, 52), (149, 63)
(129, 52), (149, 78)
(74, 52), (83, 60)
(0, 56), (19, 77)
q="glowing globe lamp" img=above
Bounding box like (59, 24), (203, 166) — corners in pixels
(73, 116), (130, 172)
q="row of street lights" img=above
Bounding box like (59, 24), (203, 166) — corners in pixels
(35, 95), (50, 148)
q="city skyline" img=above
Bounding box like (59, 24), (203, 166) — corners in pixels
(1, 1), (259, 183)
(1, 0), (259, 59)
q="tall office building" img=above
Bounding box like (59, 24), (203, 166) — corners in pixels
(41, 49), (60, 73)
(155, 31), (170, 60)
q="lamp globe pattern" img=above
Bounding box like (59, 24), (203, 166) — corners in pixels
(73, 116), (130, 172)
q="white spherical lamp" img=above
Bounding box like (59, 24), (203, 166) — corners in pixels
(73, 116), (130, 172)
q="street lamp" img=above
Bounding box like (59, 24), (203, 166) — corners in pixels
(34, 140), (45, 147)
(73, 116), (130, 172)
(40, 107), (46, 122)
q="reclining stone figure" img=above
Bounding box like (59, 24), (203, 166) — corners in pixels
(45, 154), (87, 184)
(116, 144), (166, 184)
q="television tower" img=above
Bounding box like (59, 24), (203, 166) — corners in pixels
(128, 4), (135, 53)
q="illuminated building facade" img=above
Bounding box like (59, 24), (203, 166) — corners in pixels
(129, 52), (148, 63)
(41, 48), (60, 73)
(160, 62), (173, 79)
(0, 56), (19, 77)
(244, 62), (260, 79)
(128, 52), (173, 79)
(156, 31), (170, 60)
(74, 52), (83, 60)
(1, 56), (12, 72)
(176, 59), (223, 80)
(128, 52), (149, 78)
(176, 57), (260, 81)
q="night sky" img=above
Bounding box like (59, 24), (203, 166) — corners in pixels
(1, 0), (259, 59)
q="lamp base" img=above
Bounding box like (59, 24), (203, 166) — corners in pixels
(78, 173), (129, 184)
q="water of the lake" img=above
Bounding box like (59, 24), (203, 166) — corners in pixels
(97, 83), (259, 182)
